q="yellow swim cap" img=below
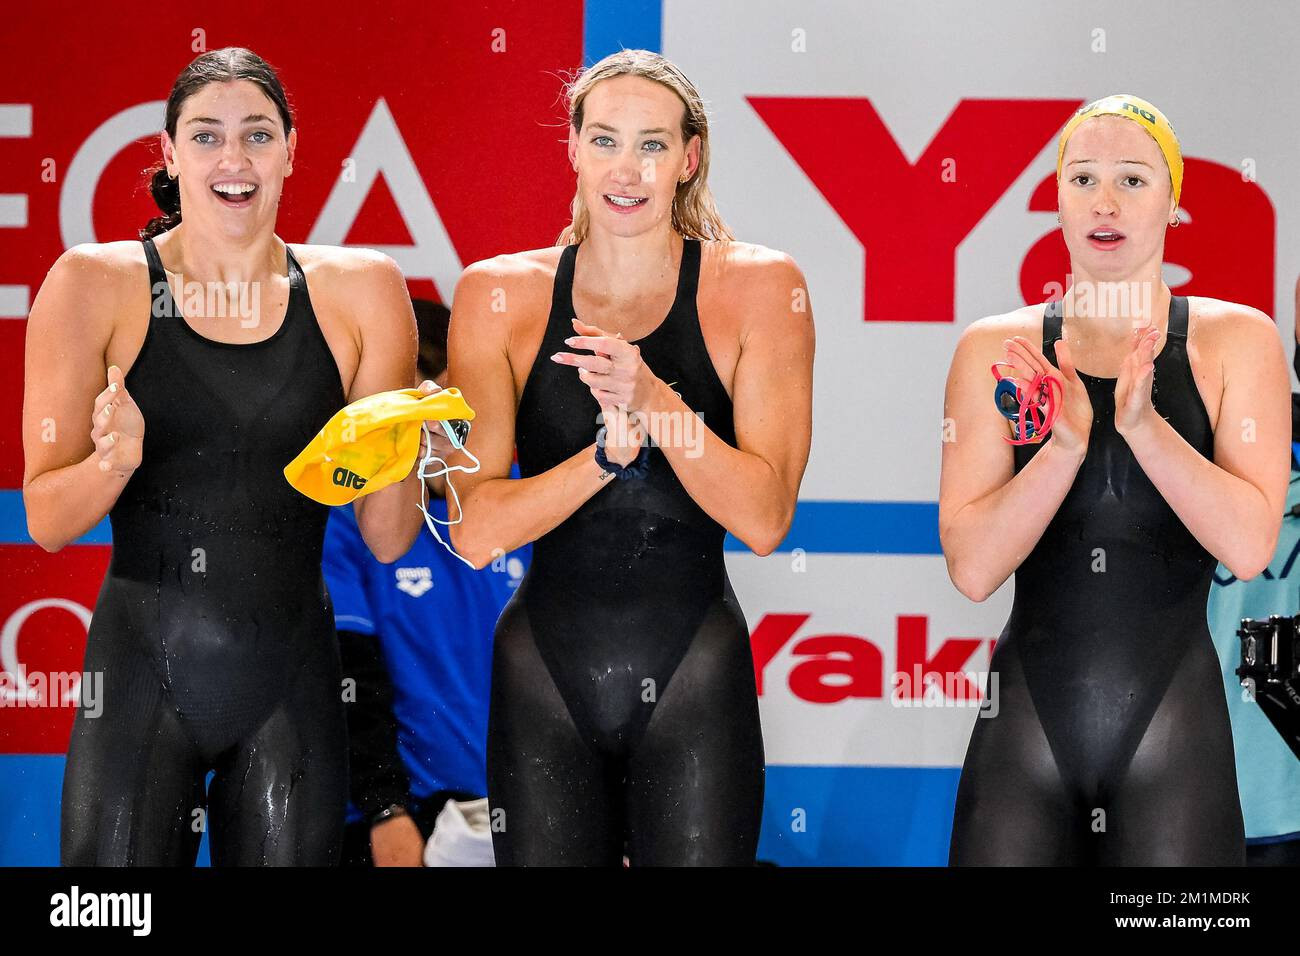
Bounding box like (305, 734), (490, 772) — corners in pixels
(284, 387), (476, 506)
(1056, 94), (1182, 205)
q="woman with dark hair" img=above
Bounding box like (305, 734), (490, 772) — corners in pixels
(448, 50), (814, 865)
(23, 47), (434, 865)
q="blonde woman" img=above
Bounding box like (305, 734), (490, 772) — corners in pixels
(448, 50), (814, 865)
(941, 95), (1288, 865)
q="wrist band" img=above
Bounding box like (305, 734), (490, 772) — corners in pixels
(370, 803), (409, 826)
(595, 440), (650, 480)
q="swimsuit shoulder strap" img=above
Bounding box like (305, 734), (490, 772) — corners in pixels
(1042, 296), (1064, 363)
(141, 237), (176, 318)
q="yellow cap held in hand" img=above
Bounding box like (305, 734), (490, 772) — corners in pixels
(283, 387), (475, 506)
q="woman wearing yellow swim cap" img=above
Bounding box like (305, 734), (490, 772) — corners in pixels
(446, 50), (814, 865)
(25, 47), (439, 866)
(939, 94), (1290, 865)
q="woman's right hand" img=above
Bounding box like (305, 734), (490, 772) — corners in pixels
(1004, 334), (1091, 458)
(600, 403), (646, 468)
(91, 364), (144, 478)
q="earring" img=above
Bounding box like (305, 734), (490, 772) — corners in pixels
(1169, 217), (1180, 228)
(1056, 213), (1062, 225)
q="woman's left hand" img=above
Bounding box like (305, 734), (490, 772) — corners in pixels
(1114, 326), (1161, 437)
(415, 379), (452, 444)
(551, 318), (660, 412)
(415, 379), (454, 496)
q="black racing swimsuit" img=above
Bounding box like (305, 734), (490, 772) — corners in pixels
(61, 237), (349, 865)
(949, 296), (1246, 865)
(486, 238), (766, 865)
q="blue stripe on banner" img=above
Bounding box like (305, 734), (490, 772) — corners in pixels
(0, 490), (110, 546)
(0, 755), (64, 866)
(0, 755), (210, 867)
(0, 753), (951, 866)
(725, 500), (941, 555)
(758, 764), (961, 866)
(0, 490), (941, 554)
(583, 0), (662, 63)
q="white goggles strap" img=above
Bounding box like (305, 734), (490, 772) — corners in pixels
(415, 422), (482, 570)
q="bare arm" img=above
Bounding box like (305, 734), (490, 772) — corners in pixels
(625, 252), (813, 555)
(1119, 306), (1289, 579)
(938, 319), (1089, 602)
(446, 260), (618, 570)
(22, 245), (140, 552)
(341, 251), (427, 564)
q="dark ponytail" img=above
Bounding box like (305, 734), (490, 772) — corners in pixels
(142, 167), (182, 240)
(139, 47), (294, 240)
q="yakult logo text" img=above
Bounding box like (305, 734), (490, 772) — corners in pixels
(751, 612), (994, 705)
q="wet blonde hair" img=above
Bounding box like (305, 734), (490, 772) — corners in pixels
(558, 49), (733, 244)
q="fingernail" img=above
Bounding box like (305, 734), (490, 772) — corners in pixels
(564, 337), (575, 345)
(550, 353), (562, 361)
(109, 383), (118, 393)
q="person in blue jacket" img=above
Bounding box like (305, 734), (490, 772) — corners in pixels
(323, 298), (530, 866)
(1205, 309), (1300, 865)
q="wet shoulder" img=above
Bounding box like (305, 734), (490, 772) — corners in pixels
(701, 239), (804, 295)
(454, 246), (566, 338)
(49, 239), (150, 301)
(699, 239), (808, 343)
(286, 243), (401, 298)
(965, 303), (1044, 339)
(289, 242), (409, 320)
(458, 246), (564, 296)
(956, 303), (1045, 364)
(1183, 296), (1279, 430)
(1184, 295), (1275, 355)
(37, 241), (152, 353)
